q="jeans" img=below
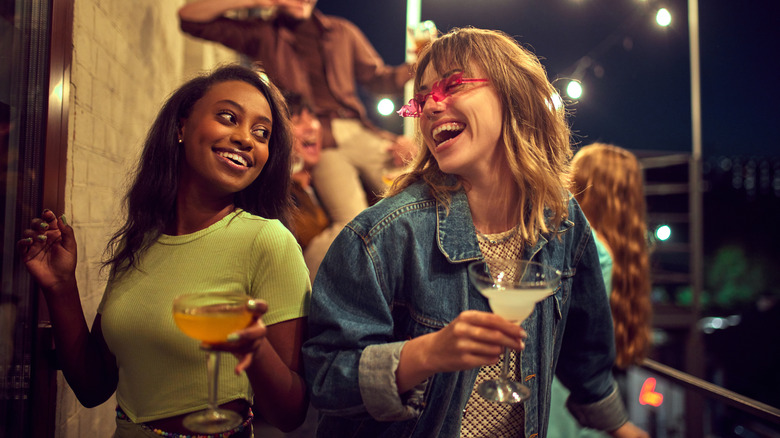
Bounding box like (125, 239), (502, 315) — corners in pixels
(310, 119), (393, 227)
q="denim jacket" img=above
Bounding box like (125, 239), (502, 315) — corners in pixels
(302, 181), (628, 437)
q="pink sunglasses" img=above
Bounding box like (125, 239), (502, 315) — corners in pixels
(397, 71), (488, 118)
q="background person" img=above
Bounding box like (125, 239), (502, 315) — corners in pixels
(285, 91), (347, 288)
(548, 142), (653, 437)
(178, 0), (418, 229)
(287, 92), (329, 251)
(301, 28), (648, 437)
(17, 64), (310, 437)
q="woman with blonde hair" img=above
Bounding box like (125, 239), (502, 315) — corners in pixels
(549, 142), (653, 436)
(302, 28), (647, 437)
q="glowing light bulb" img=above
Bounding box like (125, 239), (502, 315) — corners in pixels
(655, 225), (671, 241)
(566, 80), (583, 99)
(377, 98), (395, 116)
(656, 8), (672, 27)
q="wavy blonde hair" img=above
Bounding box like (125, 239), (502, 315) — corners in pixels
(571, 143), (652, 368)
(386, 27), (572, 244)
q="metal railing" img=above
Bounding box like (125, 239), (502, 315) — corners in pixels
(640, 359), (780, 426)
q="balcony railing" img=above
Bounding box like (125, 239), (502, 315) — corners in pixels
(635, 359), (780, 436)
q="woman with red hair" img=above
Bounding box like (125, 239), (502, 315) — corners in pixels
(549, 143), (653, 436)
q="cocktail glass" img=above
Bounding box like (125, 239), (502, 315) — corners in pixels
(467, 259), (561, 403)
(172, 291), (253, 433)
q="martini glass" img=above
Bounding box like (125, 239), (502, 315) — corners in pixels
(172, 291), (253, 433)
(467, 259), (561, 403)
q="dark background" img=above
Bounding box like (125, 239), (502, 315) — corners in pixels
(319, 0), (779, 157)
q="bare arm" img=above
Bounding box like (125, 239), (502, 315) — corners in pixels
(18, 211), (118, 407)
(395, 310), (525, 394)
(178, 0), (278, 23)
(248, 317), (308, 431)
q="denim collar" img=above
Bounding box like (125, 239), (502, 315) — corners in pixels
(435, 187), (574, 264)
(435, 189), (481, 263)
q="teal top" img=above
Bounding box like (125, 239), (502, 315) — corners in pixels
(548, 230), (613, 437)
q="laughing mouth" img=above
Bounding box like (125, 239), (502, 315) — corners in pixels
(216, 150), (251, 167)
(432, 122), (465, 146)
(300, 139), (319, 149)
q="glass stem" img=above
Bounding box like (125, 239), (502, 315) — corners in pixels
(206, 350), (220, 411)
(500, 347), (511, 381)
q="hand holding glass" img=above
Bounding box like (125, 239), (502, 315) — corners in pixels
(467, 259), (561, 403)
(408, 20), (437, 56)
(172, 291), (253, 433)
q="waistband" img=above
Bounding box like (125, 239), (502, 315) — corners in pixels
(115, 405), (254, 438)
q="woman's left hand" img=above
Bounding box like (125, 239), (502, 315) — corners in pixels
(206, 299), (269, 374)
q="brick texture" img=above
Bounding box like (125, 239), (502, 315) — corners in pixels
(57, 1), (237, 436)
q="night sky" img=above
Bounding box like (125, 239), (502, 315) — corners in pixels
(318, 0), (779, 158)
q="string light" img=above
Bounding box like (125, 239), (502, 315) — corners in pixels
(656, 8), (672, 26)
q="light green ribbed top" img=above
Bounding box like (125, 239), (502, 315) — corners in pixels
(98, 210), (311, 423)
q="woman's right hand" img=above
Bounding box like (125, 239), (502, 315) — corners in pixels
(17, 210), (77, 293)
(425, 310), (526, 373)
(397, 310), (526, 393)
(209, 299), (270, 375)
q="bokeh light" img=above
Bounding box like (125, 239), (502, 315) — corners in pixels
(566, 80), (583, 99)
(656, 8), (672, 27)
(377, 98), (396, 116)
(655, 224), (672, 241)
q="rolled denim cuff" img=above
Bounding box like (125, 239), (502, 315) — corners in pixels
(566, 382), (629, 432)
(359, 341), (428, 422)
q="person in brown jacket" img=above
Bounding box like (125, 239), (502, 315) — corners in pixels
(179, 0), (418, 231)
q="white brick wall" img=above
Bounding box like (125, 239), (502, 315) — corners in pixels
(58, 1), (237, 436)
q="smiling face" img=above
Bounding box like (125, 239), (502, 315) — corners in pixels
(291, 107), (322, 171)
(178, 80), (272, 204)
(418, 63), (505, 183)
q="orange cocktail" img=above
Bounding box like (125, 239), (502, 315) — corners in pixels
(173, 303), (253, 344)
(171, 291), (253, 433)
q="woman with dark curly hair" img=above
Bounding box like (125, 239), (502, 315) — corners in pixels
(18, 64), (310, 437)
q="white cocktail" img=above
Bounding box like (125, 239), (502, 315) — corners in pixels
(479, 287), (554, 322)
(467, 259), (560, 403)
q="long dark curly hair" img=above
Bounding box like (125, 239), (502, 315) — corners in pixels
(103, 64), (293, 275)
